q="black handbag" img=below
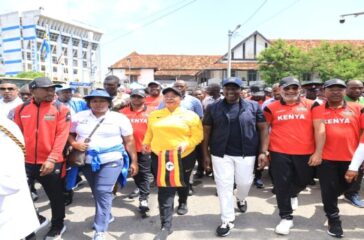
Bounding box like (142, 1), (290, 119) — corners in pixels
(68, 118), (105, 167)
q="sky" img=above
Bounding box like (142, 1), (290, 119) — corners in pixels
(1, 0), (364, 77)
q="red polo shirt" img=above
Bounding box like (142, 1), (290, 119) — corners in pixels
(121, 105), (151, 152)
(264, 98), (319, 155)
(312, 101), (364, 161)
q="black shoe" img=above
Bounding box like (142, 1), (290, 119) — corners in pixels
(128, 188), (140, 199)
(188, 184), (194, 196)
(308, 179), (316, 186)
(44, 225), (66, 240)
(327, 219), (343, 238)
(64, 190), (73, 206)
(177, 203), (188, 215)
(237, 200), (247, 213)
(216, 221), (234, 237)
(194, 170), (204, 179)
(139, 199), (150, 212)
(153, 227), (172, 240)
(254, 178), (264, 189)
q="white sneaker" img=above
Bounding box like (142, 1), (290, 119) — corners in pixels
(93, 232), (106, 240)
(291, 197), (298, 210)
(275, 219), (294, 235)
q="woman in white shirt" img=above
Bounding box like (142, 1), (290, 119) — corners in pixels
(68, 89), (138, 240)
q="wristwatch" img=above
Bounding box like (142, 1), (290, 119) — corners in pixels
(260, 151), (269, 156)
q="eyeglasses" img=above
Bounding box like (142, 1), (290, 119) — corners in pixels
(0, 87), (16, 91)
(283, 86), (299, 91)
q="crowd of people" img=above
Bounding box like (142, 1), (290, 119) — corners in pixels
(0, 75), (364, 240)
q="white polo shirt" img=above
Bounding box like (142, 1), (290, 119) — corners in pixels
(71, 110), (133, 164)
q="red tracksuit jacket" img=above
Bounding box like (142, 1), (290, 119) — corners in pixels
(13, 99), (71, 165)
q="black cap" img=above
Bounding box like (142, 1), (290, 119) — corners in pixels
(279, 76), (300, 88)
(130, 89), (146, 98)
(147, 81), (161, 87)
(250, 84), (265, 97)
(162, 87), (182, 97)
(29, 77), (62, 89)
(301, 80), (323, 87)
(323, 79), (346, 88)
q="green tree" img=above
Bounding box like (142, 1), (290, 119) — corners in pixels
(15, 71), (45, 79)
(258, 40), (304, 84)
(307, 43), (364, 81)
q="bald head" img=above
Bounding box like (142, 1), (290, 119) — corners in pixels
(174, 80), (188, 95)
(346, 80), (363, 100)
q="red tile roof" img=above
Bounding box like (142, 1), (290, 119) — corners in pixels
(111, 51), (221, 71)
(274, 39), (364, 51)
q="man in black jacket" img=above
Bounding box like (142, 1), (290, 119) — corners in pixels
(202, 77), (269, 237)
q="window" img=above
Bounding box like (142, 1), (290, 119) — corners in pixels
(73, 59), (78, 67)
(52, 56), (57, 64)
(41, 65), (46, 71)
(26, 52), (31, 60)
(53, 66), (57, 72)
(73, 69), (78, 75)
(83, 61), (87, 68)
(248, 70), (257, 82)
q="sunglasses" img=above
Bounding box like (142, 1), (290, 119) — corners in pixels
(283, 86), (299, 91)
(0, 87), (16, 91)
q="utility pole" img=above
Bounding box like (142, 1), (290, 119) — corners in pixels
(227, 24), (241, 78)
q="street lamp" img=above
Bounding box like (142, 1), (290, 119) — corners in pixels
(227, 24), (241, 78)
(339, 11), (364, 23)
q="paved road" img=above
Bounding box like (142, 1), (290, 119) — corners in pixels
(35, 172), (364, 240)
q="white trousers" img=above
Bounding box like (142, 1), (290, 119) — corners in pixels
(212, 154), (255, 222)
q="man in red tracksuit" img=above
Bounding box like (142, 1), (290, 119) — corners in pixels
(13, 77), (70, 240)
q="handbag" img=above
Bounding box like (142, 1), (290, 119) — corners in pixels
(68, 118), (105, 167)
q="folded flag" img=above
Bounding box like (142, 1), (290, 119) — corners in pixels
(157, 149), (185, 187)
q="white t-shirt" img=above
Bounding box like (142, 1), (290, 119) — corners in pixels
(0, 97), (23, 118)
(71, 110), (133, 164)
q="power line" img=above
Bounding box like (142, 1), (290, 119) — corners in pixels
(241, 0), (268, 26)
(103, 0), (197, 45)
(253, 0), (301, 29)
(105, 0), (193, 35)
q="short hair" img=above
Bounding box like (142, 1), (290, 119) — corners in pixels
(104, 75), (121, 86)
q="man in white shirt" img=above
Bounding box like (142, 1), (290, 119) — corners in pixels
(0, 81), (23, 117)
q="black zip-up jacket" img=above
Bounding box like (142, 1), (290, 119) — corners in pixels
(203, 98), (265, 157)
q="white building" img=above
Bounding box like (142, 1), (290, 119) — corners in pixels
(0, 9), (102, 84)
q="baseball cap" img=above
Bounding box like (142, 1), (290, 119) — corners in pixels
(147, 81), (161, 87)
(130, 89), (146, 98)
(301, 80), (323, 87)
(56, 84), (74, 93)
(323, 79), (346, 88)
(162, 87), (182, 97)
(250, 84), (265, 97)
(84, 89), (112, 100)
(279, 76), (300, 88)
(222, 77), (243, 88)
(29, 77), (62, 89)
